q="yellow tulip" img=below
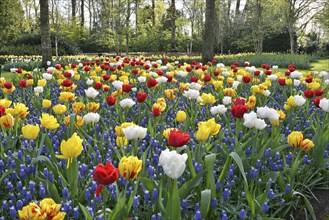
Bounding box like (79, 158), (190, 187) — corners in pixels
(287, 96), (297, 107)
(18, 198), (66, 220)
(287, 131), (303, 148)
(0, 114), (14, 128)
(40, 113), (60, 130)
(22, 124), (40, 140)
(56, 133), (83, 169)
(14, 103), (29, 118)
(196, 125), (211, 141)
(119, 156), (142, 180)
(38, 79), (47, 87)
(0, 99), (12, 108)
(42, 99), (52, 109)
(299, 139), (314, 151)
(116, 136), (128, 147)
(86, 102), (100, 112)
(176, 110), (187, 123)
(201, 93), (216, 105)
(52, 104), (67, 115)
(72, 102), (85, 114)
(199, 118), (221, 136)
(59, 92), (76, 102)
(246, 95), (257, 110)
(0, 77), (5, 87)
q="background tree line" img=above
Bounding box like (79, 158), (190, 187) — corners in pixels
(0, 0), (328, 59)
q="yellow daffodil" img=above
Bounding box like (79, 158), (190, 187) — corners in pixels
(116, 136), (128, 147)
(86, 102), (100, 112)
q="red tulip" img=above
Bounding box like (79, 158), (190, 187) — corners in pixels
(233, 68), (238, 73)
(231, 105), (248, 118)
(265, 70), (272, 75)
(55, 64), (61, 70)
(93, 162), (119, 197)
(278, 78), (286, 86)
(147, 78), (158, 88)
(242, 75), (252, 83)
(214, 70), (220, 76)
(64, 72), (72, 78)
(61, 80), (73, 87)
(314, 97), (323, 108)
(166, 75), (173, 82)
(110, 67), (116, 72)
(157, 70), (164, 76)
(4, 82), (13, 89)
(233, 97), (246, 106)
(285, 71), (291, 76)
(94, 82), (102, 90)
(16, 68), (23, 74)
(190, 76), (199, 82)
(304, 90), (314, 98)
(84, 66), (91, 72)
(186, 66), (192, 72)
(71, 64), (77, 68)
(203, 75), (212, 82)
(168, 130), (190, 147)
(152, 106), (161, 117)
(0, 106), (5, 116)
(305, 77), (313, 83)
(122, 84), (132, 93)
(137, 92), (148, 103)
(254, 70), (260, 76)
(19, 80), (28, 88)
(102, 75), (110, 81)
(106, 96), (116, 106)
(315, 89), (324, 96)
(144, 65), (150, 70)
(27, 75), (33, 79)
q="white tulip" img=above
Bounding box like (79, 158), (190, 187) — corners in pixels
(319, 98), (329, 112)
(123, 125), (147, 140)
(187, 82), (202, 90)
(293, 79), (301, 86)
(243, 111), (258, 128)
(290, 71), (302, 79)
(272, 65), (278, 69)
(85, 87), (99, 98)
(262, 90), (271, 97)
(177, 70), (188, 77)
(83, 112), (100, 123)
(232, 81), (240, 89)
(86, 78), (94, 85)
(217, 63), (225, 68)
(267, 75), (278, 81)
(112, 80), (123, 90)
(294, 95), (306, 106)
(137, 76), (146, 83)
(222, 96), (232, 105)
(159, 149), (188, 179)
(210, 104), (227, 115)
(156, 76), (168, 84)
(42, 73), (53, 80)
(34, 86), (44, 94)
(254, 119), (267, 130)
(183, 89), (200, 100)
(120, 98), (136, 108)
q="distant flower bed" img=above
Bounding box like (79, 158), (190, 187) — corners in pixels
(0, 56), (329, 219)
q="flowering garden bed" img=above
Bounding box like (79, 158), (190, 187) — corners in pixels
(0, 56), (329, 219)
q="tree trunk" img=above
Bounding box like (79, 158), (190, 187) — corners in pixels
(170, 0), (176, 50)
(202, 0), (215, 63)
(40, 0), (52, 67)
(72, 0), (76, 24)
(88, 0), (92, 31)
(135, 0), (138, 34)
(81, 0), (84, 27)
(235, 0), (240, 16)
(152, 0), (155, 27)
(126, 0), (131, 55)
(288, 23), (295, 54)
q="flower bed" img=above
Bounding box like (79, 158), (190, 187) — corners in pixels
(0, 57), (329, 219)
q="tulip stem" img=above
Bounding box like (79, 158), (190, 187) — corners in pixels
(186, 147), (196, 178)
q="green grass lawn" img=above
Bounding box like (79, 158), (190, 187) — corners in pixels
(311, 59), (329, 71)
(1, 70), (13, 81)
